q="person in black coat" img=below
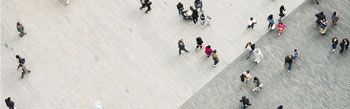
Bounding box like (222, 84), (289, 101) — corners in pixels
(191, 9), (199, 24)
(285, 55), (293, 72)
(245, 42), (255, 59)
(5, 97), (15, 109)
(315, 12), (326, 24)
(196, 37), (203, 50)
(339, 38), (349, 53)
(279, 5), (286, 21)
(240, 96), (251, 108)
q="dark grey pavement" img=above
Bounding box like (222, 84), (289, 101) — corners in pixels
(180, 0), (350, 108)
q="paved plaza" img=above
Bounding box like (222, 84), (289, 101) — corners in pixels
(1, 0), (349, 108)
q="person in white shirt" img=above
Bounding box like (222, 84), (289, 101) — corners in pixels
(254, 49), (263, 64)
(242, 71), (251, 87)
(246, 17), (257, 30)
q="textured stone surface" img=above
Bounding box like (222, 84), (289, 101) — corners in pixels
(180, 0), (350, 109)
(1, 0), (304, 108)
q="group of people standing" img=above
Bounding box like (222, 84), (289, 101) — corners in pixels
(247, 5), (288, 36)
(178, 37), (219, 66)
(176, 1), (212, 26)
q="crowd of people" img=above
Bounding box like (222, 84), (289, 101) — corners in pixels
(4, 0), (349, 109)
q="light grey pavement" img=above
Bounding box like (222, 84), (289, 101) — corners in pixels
(1, 0), (305, 108)
(180, 0), (350, 108)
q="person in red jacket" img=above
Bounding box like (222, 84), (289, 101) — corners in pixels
(205, 45), (213, 58)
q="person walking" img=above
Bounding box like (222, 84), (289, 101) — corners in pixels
(254, 49), (263, 64)
(331, 36), (338, 52)
(5, 97), (15, 109)
(207, 16), (212, 26)
(212, 50), (219, 66)
(240, 96), (251, 108)
(339, 39), (346, 53)
(205, 45), (213, 58)
(140, 0), (152, 14)
(293, 49), (299, 60)
(320, 18), (328, 35)
(277, 22), (287, 36)
(340, 38), (350, 53)
(285, 55), (293, 72)
(267, 14), (275, 30)
(246, 17), (257, 30)
(16, 21), (27, 37)
(331, 11), (339, 25)
(178, 39), (190, 55)
(194, 0), (203, 12)
(195, 37), (203, 50)
(245, 42), (255, 59)
(200, 13), (205, 25)
(192, 8), (199, 24)
(17, 64), (31, 79)
(252, 77), (263, 92)
(177, 2), (184, 15)
(242, 71), (251, 87)
(279, 5), (286, 21)
(315, 12), (325, 25)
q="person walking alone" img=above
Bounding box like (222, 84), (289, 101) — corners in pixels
(246, 17), (257, 30)
(331, 11), (339, 25)
(279, 5), (286, 21)
(140, 0), (152, 14)
(5, 97), (15, 109)
(178, 39), (190, 55)
(285, 55), (293, 72)
(195, 37), (203, 50)
(331, 36), (338, 52)
(16, 21), (27, 37)
(254, 49), (263, 64)
(205, 45), (213, 58)
(252, 77), (263, 92)
(240, 96), (251, 108)
(267, 14), (275, 30)
(245, 42), (255, 59)
(16, 55), (25, 65)
(212, 50), (219, 66)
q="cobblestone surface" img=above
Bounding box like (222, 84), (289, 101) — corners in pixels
(180, 0), (350, 108)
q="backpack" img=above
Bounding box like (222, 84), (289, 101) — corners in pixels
(240, 74), (246, 82)
(19, 58), (25, 64)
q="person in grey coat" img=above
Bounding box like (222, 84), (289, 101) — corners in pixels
(178, 39), (190, 55)
(17, 21), (27, 37)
